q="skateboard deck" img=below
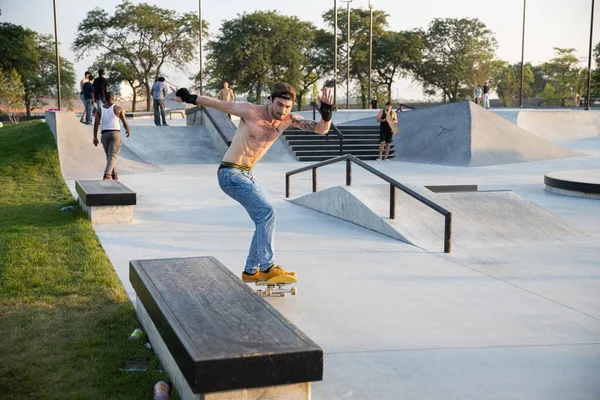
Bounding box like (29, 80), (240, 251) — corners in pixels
(254, 275), (298, 297)
(386, 111), (399, 134)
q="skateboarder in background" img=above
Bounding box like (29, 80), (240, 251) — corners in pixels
(171, 83), (333, 282)
(93, 92), (131, 180)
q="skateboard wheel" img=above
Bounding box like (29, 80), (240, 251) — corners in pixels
(290, 287), (297, 295)
(266, 288), (273, 296)
(257, 290), (264, 297)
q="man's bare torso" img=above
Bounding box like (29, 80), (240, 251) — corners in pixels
(218, 88), (233, 102)
(222, 104), (294, 168)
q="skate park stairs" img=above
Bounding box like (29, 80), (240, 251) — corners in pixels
(130, 256), (323, 400)
(282, 124), (394, 162)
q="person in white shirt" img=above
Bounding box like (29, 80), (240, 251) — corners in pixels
(93, 92), (131, 180)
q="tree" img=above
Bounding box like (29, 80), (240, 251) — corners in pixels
(0, 68), (25, 123)
(0, 24), (76, 116)
(413, 18), (499, 102)
(206, 11), (317, 106)
(73, 1), (204, 111)
(495, 63), (534, 106)
(373, 30), (425, 102)
(321, 7), (389, 107)
(540, 48), (586, 105)
(0, 23), (38, 81)
(24, 33), (76, 114)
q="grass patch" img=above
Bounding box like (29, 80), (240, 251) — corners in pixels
(0, 121), (176, 399)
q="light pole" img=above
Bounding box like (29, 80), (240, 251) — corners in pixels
(340, 0), (353, 109)
(519, 0), (526, 108)
(53, 0), (61, 110)
(586, 0), (596, 110)
(199, 0), (203, 95)
(334, 0), (338, 106)
(368, 0), (374, 109)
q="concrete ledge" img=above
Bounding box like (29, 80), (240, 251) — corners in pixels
(136, 299), (311, 400)
(130, 256), (322, 398)
(78, 198), (134, 223)
(76, 180), (136, 223)
(544, 170), (600, 199)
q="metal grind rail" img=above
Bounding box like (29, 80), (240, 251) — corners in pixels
(285, 154), (453, 253)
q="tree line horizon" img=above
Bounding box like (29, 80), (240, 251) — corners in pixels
(1, 2), (599, 117)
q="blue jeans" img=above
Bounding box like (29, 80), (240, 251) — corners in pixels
(217, 167), (275, 274)
(153, 99), (167, 126)
(84, 98), (94, 124)
(95, 98), (104, 111)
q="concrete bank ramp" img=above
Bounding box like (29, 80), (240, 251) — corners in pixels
(515, 110), (600, 141)
(291, 184), (588, 251)
(46, 111), (161, 181)
(394, 101), (579, 166)
(122, 124), (222, 165)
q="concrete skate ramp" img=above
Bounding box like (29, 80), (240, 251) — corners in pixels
(46, 111), (161, 181)
(291, 184), (588, 251)
(516, 110), (600, 141)
(121, 123), (222, 165)
(394, 101), (579, 166)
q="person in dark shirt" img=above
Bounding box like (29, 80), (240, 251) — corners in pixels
(93, 68), (109, 110)
(482, 81), (490, 109)
(82, 76), (95, 125)
(370, 96), (378, 110)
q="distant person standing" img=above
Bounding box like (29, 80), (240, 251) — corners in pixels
(376, 101), (398, 161)
(370, 96), (378, 110)
(93, 92), (131, 180)
(79, 71), (91, 122)
(151, 77), (168, 126)
(93, 68), (109, 110)
(218, 82), (235, 118)
(482, 81), (490, 109)
(82, 76), (95, 125)
(475, 84), (482, 105)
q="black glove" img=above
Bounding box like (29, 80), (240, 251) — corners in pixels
(320, 102), (333, 121)
(176, 88), (198, 105)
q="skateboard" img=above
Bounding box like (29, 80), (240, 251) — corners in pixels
(255, 275), (298, 297)
(386, 111), (399, 134)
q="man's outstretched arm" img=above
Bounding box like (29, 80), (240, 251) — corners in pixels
(290, 87), (333, 135)
(171, 87), (253, 119)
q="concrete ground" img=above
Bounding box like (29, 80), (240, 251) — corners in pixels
(57, 112), (600, 400)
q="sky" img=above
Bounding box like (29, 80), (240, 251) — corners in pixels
(0, 0), (596, 100)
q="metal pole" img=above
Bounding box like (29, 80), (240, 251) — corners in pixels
(346, 158), (352, 186)
(586, 0), (596, 110)
(368, 1), (373, 109)
(519, 0), (526, 108)
(199, 0), (203, 95)
(312, 168), (318, 192)
(346, 1), (351, 109)
(334, 0), (338, 106)
(389, 184), (396, 220)
(53, 0), (61, 110)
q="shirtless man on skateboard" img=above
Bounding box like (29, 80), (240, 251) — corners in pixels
(172, 83), (333, 285)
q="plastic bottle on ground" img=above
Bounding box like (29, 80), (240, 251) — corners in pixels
(153, 381), (170, 400)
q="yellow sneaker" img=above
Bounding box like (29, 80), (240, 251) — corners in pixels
(259, 264), (297, 281)
(241, 270), (260, 282)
